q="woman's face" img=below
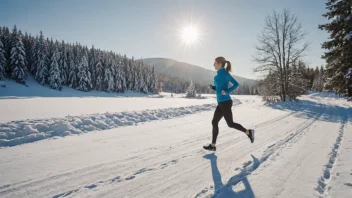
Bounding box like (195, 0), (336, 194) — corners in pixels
(213, 60), (222, 70)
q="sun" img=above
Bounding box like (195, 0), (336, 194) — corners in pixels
(180, 25), (199, 45)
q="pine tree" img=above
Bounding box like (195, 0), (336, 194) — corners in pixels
(10, 28), (27, 84)
(186, 79), (196, 98)
(48, 48), (62, 90)
(152, 66), (159, 93)
(95, 53), (104, 91)
(104, 68), (114, 92)
(319, 0), (352, 96)
(114, 61), (123, 92)
(76, 55), (92, 92)
(89, 46), (96, 88)
(134, 63), (142, 91)
(35, 31), (48, 85)
(0, 40), (5, 80)
(2, 27), (11, 76)
(30, 36), (38, 75)
(142, 68), (149, 93)
(125, 56), (133, 90)
(46, 38), (54, 73)
(118, 58), (126, 92)
(59, 41), (68, 85)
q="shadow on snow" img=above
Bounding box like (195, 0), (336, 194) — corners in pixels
(268, 99), (351, 123)
(203, 153), (256, 198)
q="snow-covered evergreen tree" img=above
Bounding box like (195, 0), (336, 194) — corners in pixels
(186, 79), (196, 98)
(58, 41), (68, 85)
(10, 28), (27, 84)
(22, 32), (33, 73)
(312, 66), (325, 92)
(133, 63), (141, 91)
(119, 57), (127, 92)
(48, 48), (62, 90)
(0, 40), (5, 80)
(76, 55), (92, 92)
(104, 68), (114, 93)
(114, 61), (123, 92)
(95, 53), (104, 91)
(319, 0), (352, 96)
(68, 53), (76, 88)
(35, 31), (48, 85)
(46, 38), (54, 73)
(125, 56), (133, 90)
(2, 27), (11, 76)
(141, 68), (149, 93)
(150, 66), (158, 93)
(30, 36), (38, 75)
(89, 46), (96, 88)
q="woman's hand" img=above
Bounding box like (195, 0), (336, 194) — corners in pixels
(221, 90), (227, 95)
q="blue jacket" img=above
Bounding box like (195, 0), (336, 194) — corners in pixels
(211, 67), (239, 103)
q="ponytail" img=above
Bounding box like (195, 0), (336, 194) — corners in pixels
(215, 56), (232, 73)
(225, 61), (231, 72)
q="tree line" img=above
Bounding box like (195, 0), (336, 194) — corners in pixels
(0, 26), (158, 94)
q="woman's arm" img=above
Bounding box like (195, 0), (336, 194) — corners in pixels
(227, 74), (239, 93)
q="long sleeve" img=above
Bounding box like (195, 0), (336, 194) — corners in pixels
(211, 85), (216, 90)
(227, 73), (239, 93)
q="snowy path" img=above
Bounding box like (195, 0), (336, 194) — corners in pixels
(0, 95), (351, 198)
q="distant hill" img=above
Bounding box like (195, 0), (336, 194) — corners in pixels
(141, 58), (257, 87)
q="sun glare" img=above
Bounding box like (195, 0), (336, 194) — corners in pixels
(180, 25), (199, 45)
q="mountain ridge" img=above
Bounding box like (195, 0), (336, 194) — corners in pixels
(141, 58), (257, 87)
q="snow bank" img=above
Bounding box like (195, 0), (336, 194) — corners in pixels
(0, 102), (234, 147)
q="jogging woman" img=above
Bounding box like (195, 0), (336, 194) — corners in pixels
(203, 57), (254, 151)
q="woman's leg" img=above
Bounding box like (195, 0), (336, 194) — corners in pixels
(219, 100), (247, 133)
(212, 105), (223, 145)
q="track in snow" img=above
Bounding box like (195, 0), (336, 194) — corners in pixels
(1, 95), (351, 198)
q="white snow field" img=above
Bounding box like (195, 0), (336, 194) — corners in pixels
(0, 86), (351, 197)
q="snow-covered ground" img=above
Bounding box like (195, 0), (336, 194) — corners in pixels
(0, 88), (351, 197)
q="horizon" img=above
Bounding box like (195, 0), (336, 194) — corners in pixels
(1, 0), (328, 79)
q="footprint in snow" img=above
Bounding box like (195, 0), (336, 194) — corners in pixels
(126, 176), (135, 180)
(84, 184), (97, 189)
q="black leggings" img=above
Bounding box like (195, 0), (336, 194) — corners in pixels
(212, 100), (247, 144)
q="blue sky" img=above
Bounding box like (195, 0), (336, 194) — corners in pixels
(0, 0), (328, 79)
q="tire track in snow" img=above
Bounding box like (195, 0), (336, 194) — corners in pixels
(254, 111), (299, 128)
(53, 109), (309, 197)
(120, 110), (322, 197)
(0, 102), (308, 197)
